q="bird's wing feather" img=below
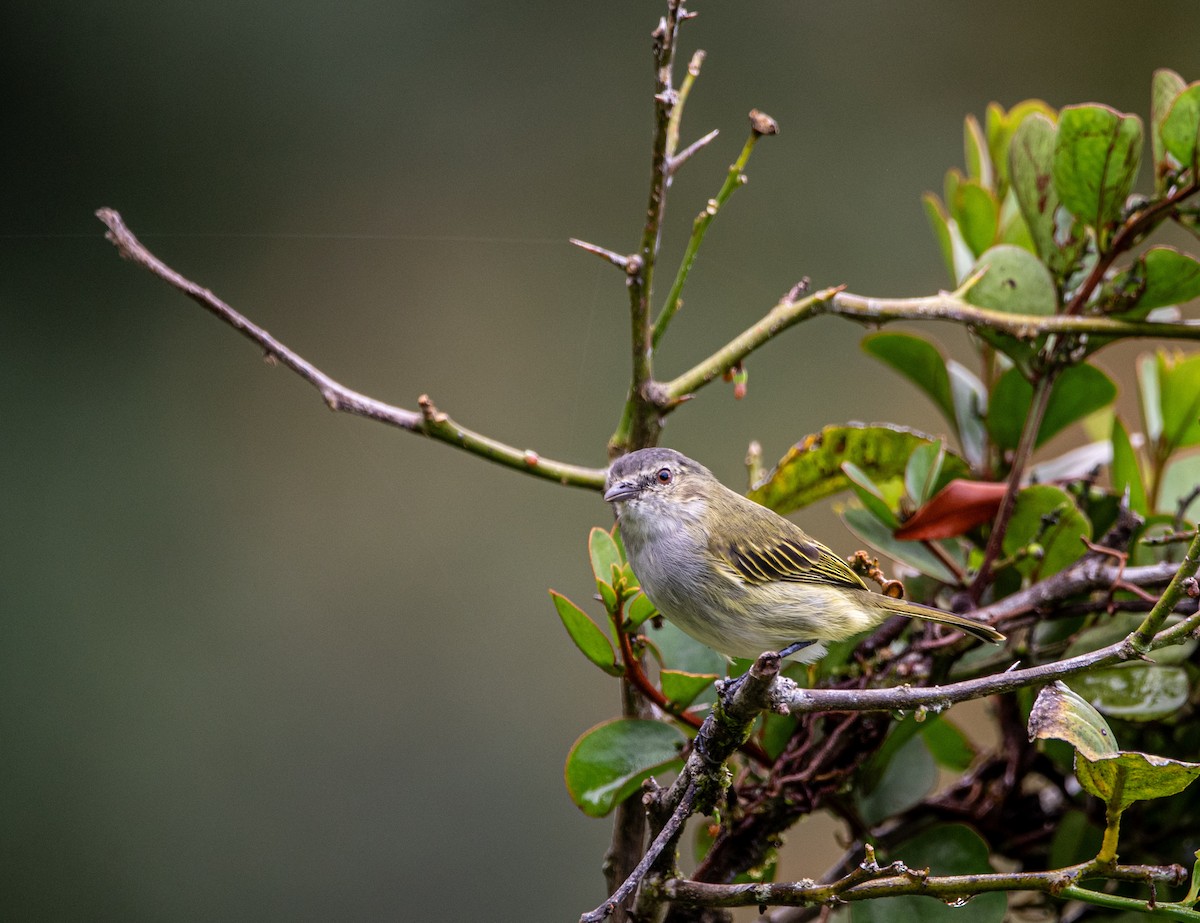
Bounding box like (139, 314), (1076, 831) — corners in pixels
(712, 497), (869, 591)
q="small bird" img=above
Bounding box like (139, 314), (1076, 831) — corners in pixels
(604, 447), (1004, 663)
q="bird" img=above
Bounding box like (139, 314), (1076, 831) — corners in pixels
(603, 447), (1004, 663)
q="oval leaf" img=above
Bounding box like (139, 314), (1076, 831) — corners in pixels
(862, 332), (956, 428)
(1152, 69), (1188, 187)
(589, 527), (622, 589)
(749, 424), (968, 515)
(1010, 111), (1086, 280)
(953, 179), (1000, 257)
(550, 590), (622, 677)
(1117, 246), (1200, 316)
(1070, 663), (1191, 722)
(1053, 104), (1144, 233)
(1111, 416), (1148, 516)
(894, 479), (1006, 541)
(1156, 350), (1200, 452)
(626, 591), (658, 630)
(660, 669), (718, 709)
(904, 440), (945, 506)
(1029, 682), (1119, 762)
(565, 718), (686, 817)
(922, 193), (957, 283)
(1001, 485), (1091, 580)
(1162, 82), (1200, 174)
(987, 364), (1117, 451)
(947, 359), (989, 470)
(842, 505), (958, 584)
(1079, 750), (1200, 812)
(966, 244), (1059, 316)
(842, 462), (900, 529)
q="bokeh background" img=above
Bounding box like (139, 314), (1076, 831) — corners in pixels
(4, 2), (1199, 920)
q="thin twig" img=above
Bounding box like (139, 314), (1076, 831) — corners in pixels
(570, 237), (630, 270)
(659, 286), (1200, 404)
(668, 128), (720, 175)
(97, 208), (607, 490)
(1062, 178), (1200, 316)
(783, 592), (1200, 715)
(581, 782), (698, 923)
(1132, 528), (1200, 649)
(970, 368), (1060, 599)
(664, 862), (1194, 918)
(653, 114), (776, 349)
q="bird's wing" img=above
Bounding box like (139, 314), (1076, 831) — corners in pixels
(713, 518), (869, 592)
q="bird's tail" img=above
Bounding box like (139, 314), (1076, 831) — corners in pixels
(875, 596), (1005, 644)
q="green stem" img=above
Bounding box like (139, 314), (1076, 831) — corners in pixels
(662, 286), (841, 399)
(969, 367), (1060, 600)
(653, 131), (761, 349)
(1133, 526), (1200, 650)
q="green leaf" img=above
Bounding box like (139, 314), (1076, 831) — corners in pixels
(646, 619), (727, 676)
(966, 244), (1059, 316)
(987, 364), (1116, 451)
(953, 179), (999, 257)
(1029, 682), (1119, 762)
(963, 113), (992, 188)
(922, 193), (957, 283)
(550, 591), (622, 677)
(850, 825), (1005, 923)
(1111, 416), (1148, 516)
(1139, 353), (1164, 444)
(905, 440), (945, 506)
(988, 99), (1056, 194)
(660, 669), (718, 708)
(947, 359), (988, 470)
(1001, 485), (1091, 580)
(626, 591), (658, 630)
(1152, 69), (1188, 190)
(589, 527), (622, 590)
(1053, 104), (1144, 238)
(1066, 612), (1197, 665)
(564, 718), (686, 817)
(855, 727), (936, 827)
(1078, 749), (1200, 813)
(1162, 452), (1200, 522)
(749, 424), (968, 515)
(1070, 663), (1191, 722)
(1010, 112), (1085, 278)
(1113, 246), (1200, 317)
(862, 332), (956, 431)
(842, 505), (958, 584)
(842, 462), (900, 529)
(1156, 350), (1200, 452)
(1162, 83), (1200, 174)
(921, 718), (977, 772)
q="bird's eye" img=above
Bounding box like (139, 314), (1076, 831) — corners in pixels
(655, 467), (672, 484)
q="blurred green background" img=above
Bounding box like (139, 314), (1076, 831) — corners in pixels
(4, 2), (1198, 920)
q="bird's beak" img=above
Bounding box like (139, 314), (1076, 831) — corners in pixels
(604, 481), (640, 503)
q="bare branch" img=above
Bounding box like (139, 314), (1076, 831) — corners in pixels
(668, 128), (720, 175)
(660, 286), (1200, 404)
(96, 208), (607, 490)
(665, 861), (1193, 918)
(569, 237), (630, 270)
(653, 116), (779, 349)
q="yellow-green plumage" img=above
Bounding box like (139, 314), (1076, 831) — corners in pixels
(605, 447), (1004, 662)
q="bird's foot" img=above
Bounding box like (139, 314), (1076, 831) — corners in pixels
(719, 640), (815, 704)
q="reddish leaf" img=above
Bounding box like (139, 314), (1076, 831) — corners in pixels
(894, 479), (1007, 540)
